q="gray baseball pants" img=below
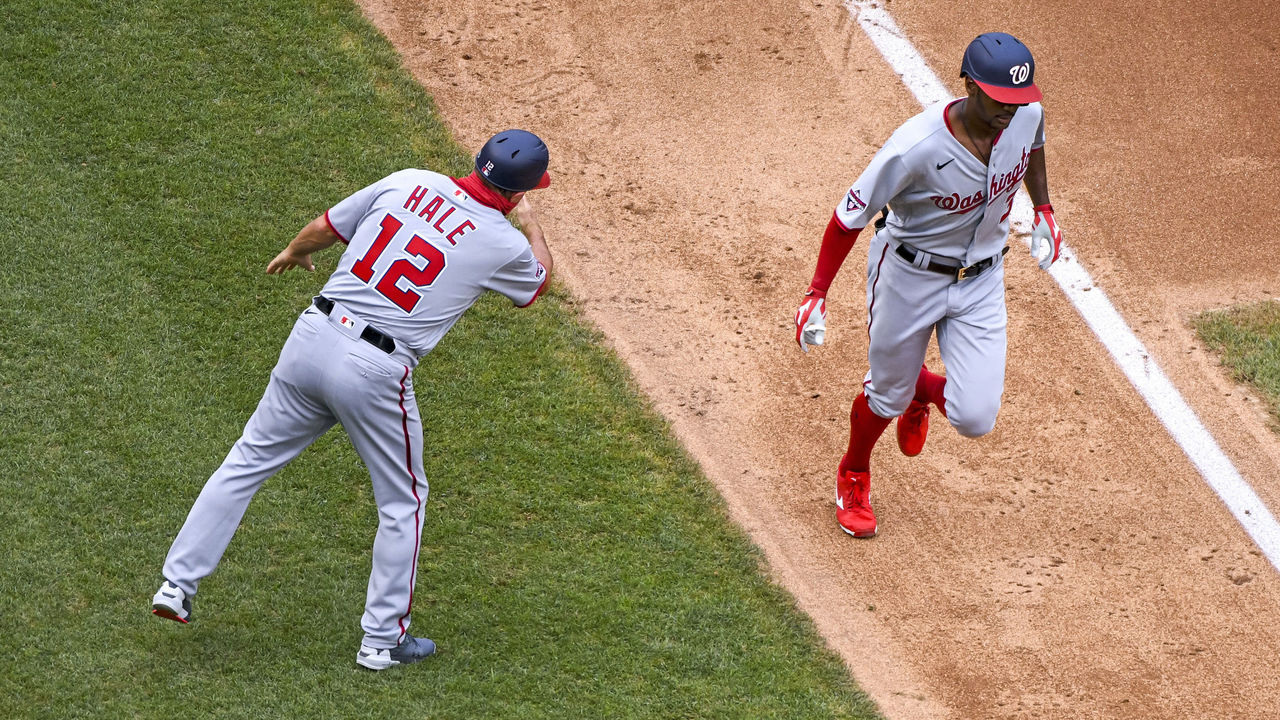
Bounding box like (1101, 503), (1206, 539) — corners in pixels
(863, 229), (1008, 436)
(161, 305), (427, 649)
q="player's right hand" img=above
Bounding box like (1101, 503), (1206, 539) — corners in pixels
(514, 196), (537, 223)
(795, 287), (827, 352)
(266, 249), (315, 274)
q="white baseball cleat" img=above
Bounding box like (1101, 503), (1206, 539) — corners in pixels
(151, 580), (192, 624)
(356, 634), (437, 670)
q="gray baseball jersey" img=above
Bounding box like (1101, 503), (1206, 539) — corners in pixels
(160, 168), (545, 649)
(321, 169), (547, 357)
(837, 101), (1044, 262)
(840, 100), (1044, 431)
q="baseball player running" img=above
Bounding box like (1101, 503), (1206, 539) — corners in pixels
(794, 33), (1064, 538)
(151, 129), (555, 670)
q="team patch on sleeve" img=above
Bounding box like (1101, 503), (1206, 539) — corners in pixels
(846, 189), (867, 212)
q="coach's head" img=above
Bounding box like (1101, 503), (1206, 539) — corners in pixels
(474, 129), (552, 202)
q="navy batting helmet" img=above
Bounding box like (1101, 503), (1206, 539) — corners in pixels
(475, 129), (551, 192)
(960, 32), (1041, 104)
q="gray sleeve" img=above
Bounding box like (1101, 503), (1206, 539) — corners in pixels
(834, 142), (913, 230)
(1032, 107), (1046, 149)
(484, 245), (548, 307)
(327, 173), (397, 241)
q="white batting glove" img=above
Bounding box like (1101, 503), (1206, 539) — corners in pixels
(795, 287), (827, 352)
(1030, 204), (1063, 270)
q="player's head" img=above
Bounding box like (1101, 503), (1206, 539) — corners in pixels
(960, 32), (1041, 105)
(475, 129), (552, 194)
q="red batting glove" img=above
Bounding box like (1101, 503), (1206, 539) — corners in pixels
(1031, 204), (1063, 270)
(795, 286), (827, 352)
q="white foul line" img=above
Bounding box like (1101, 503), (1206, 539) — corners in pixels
(846, 0), (1280, 572)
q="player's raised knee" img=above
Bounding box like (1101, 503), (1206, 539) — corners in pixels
(948, 405), (999, 438)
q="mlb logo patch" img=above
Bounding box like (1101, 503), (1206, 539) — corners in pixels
(481, 160), (494, 177)
(339, 315), (355, 329)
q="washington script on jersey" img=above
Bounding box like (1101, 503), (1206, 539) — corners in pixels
(988, 146), (1031, 206)
(930, 189), (985, 215)
(930, 146), (1031, 216)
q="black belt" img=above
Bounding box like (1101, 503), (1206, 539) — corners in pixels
(894, 243), (1009, 282)
(312, 296), (396, 354)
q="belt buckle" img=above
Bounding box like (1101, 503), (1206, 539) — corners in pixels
(955, 265), (968, 282)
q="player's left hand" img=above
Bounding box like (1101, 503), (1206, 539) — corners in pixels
(795, 287), (827, 352)
(266, 249), (315, 274)
(1030, 204), (1063, 270)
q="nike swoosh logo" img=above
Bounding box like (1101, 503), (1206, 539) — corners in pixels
(936, 158), (955, 170)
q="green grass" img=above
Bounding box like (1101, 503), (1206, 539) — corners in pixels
(1195, 300), (1280, 427)
(0, 1), (880, 718)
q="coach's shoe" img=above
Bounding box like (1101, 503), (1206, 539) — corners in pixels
(151, 580), (192, 624)
(356, 634), (437, 670)
(836, 470), (877, 538)
(896, 400), (930, 457)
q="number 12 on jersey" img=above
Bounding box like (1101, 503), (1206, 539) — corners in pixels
(351, 214), (447, 313)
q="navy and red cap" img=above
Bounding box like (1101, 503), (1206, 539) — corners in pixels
(475, 129), (552, 192)
(960, 32), (1042, 105)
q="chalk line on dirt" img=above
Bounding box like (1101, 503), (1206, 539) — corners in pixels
(845, 0), (1280, 572)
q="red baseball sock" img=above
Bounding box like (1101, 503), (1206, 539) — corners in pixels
(913, 364), (947, 416)
(838, 391), (892, 474)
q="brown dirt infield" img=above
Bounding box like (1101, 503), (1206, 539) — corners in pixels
(357, 1), (1280, 717)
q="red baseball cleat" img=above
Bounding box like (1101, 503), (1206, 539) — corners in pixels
(836, 470), (877, 538)
(896, 400), (930, 457)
